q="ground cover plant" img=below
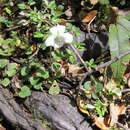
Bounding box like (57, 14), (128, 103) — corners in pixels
(0, 0), (130, 129)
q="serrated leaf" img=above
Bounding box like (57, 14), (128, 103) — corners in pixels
(108, 20), (130, 83)
(18, 86), (31, 98)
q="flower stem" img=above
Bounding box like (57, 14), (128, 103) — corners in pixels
(67, 43), (96, 83)
(68, 43), (88, 70)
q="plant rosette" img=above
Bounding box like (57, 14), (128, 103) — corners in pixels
(45, 25), (73, 49)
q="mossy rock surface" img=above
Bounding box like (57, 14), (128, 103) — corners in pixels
(25, 91), (93, 130)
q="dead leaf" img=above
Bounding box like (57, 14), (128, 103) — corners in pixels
(68, 64), (83, 74)
(95, 103), (126, 129)
(108, 7), (118, 24)
(9, 1), (14, 6)
(59, 18), (67, 25)
(109, 103), (126, 126)
(85, 90), (92, 94)
(109, 103), (119, 126)
(76, 97), (90, 115)
(0, 35), (4, 40)
(82, 10), (97, 23)
(117, 104), (126, 115)
(11, 76), (21, 89)
(90, 0), (98, 5)
(98, 68), (105, 74)
(95, 117), (110, 130)
(127, 78), (130, 87)
(105, 80), (118, 91)
(119, 9), (130, 16)
(64, 6), (73, 17)
(0, 125), (6, 130)
(61, 67), (66, 76)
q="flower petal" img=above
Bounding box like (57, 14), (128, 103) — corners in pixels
(63, 33), (73, 43)
(50, 25), (65, 36)
(54, 40), (64, 48)
(56, 25), (65, 34)
(53, 43), (61, 49)
(45, 35), (55, 47)
(50, 26), (58, 36)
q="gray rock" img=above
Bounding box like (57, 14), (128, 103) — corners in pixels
(25, 92), (92, 130)
(0, 86), (43, 130)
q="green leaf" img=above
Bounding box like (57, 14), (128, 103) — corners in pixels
(69, 56), (75, 63)
(28, 0), (36, 6)
(8, 63), (17, 70)
(83, 81), (91, 90)
(6, 69), (16, 77)
(5, 63), (17, 77)
(33, 83), (42, 90)
(29, 76), (39, 86)
(21, 66), (30, 76)
(85, 59), (96, 68)
(108, 20), (130, 83)
(51, 62), (61, 72)
(94, 82), (103, 93)
(117, 16), (130, 37)
(125, 14), (130, 21)
(0, 17), (12, 27)
(49, 86), (60, 95)
(85, 93), (92, 99)
(18, 86), (31, 98)
(49, 80), (60, 95)
(92, 93), (98, 99)
(18, 3), (27, 9)
(1, 78), (10, 87)
(99, 0), (109, 5)
(51, 51), (62, 61)
(36, 70), (49, 79)
(0, 59), (9, 68)
(55, 72), (61, 78)
(112, 88), (121, 96)
(4, 8), (12, 15)
(40, 43), (47, 50)
(86, 104), (95, 109)
(94, 101), (107, 117)
(33, 31), (44, 38)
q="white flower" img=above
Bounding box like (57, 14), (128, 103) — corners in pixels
(45, 25), (73, 49)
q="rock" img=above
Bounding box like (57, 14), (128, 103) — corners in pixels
(0, 86), (43, 130)
(25, 92), (93, 130)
